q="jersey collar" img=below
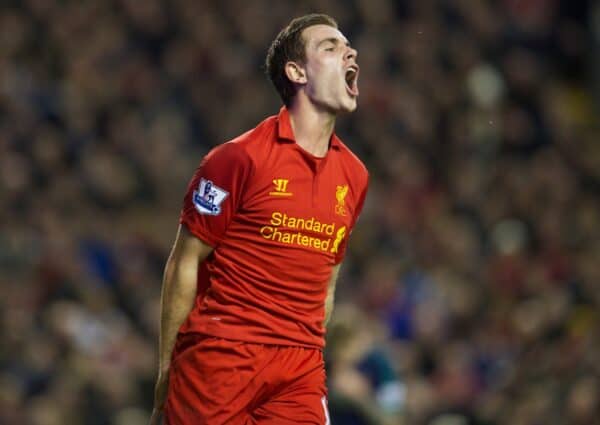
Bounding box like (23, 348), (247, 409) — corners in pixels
(277, 106), (341, 150)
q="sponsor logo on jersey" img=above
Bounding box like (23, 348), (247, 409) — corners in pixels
(335, 184), (348, 216)
(330, 226), (346, 254)
(269, 178), (293, 197)
(193, 178), (228, 215)
(259, 211), (346, 254)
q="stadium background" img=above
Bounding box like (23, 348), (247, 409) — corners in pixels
(1, 1), (599, 424)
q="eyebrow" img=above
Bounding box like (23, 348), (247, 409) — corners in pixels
(316, 37), (351, 48)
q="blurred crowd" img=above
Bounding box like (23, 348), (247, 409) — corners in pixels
(1, 0), (599, 424)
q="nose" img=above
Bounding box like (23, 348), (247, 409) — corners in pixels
(345, 46), (357, 62)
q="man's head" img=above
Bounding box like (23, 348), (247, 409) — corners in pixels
(266, 14), (359, 113)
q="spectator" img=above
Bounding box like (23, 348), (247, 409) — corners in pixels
(0, 1), (598, 424)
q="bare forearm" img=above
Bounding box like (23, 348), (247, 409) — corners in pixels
(324, 264), (341, 327)
(152, 226), (212, 415)
(158, 253), (199, 373)
(324, 291), (335, 327)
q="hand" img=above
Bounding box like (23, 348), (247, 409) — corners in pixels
(150, 370), (170, 425)
(149, 408), (163, 425)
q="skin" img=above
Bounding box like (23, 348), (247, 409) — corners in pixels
(150, 225), (213, 424)
(285, 24), (359, 157)
(324, 263), (341, 327)
(150, 23), (359, 424)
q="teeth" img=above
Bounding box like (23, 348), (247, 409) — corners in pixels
(345, 69), (356, 85)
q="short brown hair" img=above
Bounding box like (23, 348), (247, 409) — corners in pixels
(265, 14), (338, 106)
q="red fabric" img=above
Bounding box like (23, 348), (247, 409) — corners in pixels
(179, 107), (369, 348)
(165, 334), (329, 425)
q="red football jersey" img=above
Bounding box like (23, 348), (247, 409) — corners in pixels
(179, 107), (369, 348)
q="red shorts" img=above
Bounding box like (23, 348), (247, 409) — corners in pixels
(164, 334), (330, 425)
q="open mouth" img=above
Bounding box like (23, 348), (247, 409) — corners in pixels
(345, 66), (359, 97)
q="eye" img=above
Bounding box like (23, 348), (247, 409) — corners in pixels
(325, 47), (334, 52)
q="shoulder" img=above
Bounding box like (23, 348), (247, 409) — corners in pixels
(203, 115), (278, 168)
(202, 139), (252, 171)
(334, 138), (369, 187)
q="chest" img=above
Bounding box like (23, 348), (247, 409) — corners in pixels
(235, 151), (357, 255)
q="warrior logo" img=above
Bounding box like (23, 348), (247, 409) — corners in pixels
(270, 178), (292, 197)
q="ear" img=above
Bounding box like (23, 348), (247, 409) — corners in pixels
(284, 61), (307, 84)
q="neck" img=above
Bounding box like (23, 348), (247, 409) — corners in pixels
(287, 96), (336, 158)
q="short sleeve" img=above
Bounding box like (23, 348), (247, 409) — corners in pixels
(333, 177), (369, 264)
(180, 142), (254, 247)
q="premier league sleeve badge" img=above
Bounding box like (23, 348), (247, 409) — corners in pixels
(192, 178), (229, 215)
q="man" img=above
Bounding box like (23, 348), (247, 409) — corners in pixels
(151, 13), (369, 425)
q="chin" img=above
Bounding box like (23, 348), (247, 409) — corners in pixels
(339, 99), (358, 114)
(315, 96), (357, 115)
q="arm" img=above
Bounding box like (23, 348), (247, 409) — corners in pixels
(324, 264), (342, 328)
(151, 224), (213, 421)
